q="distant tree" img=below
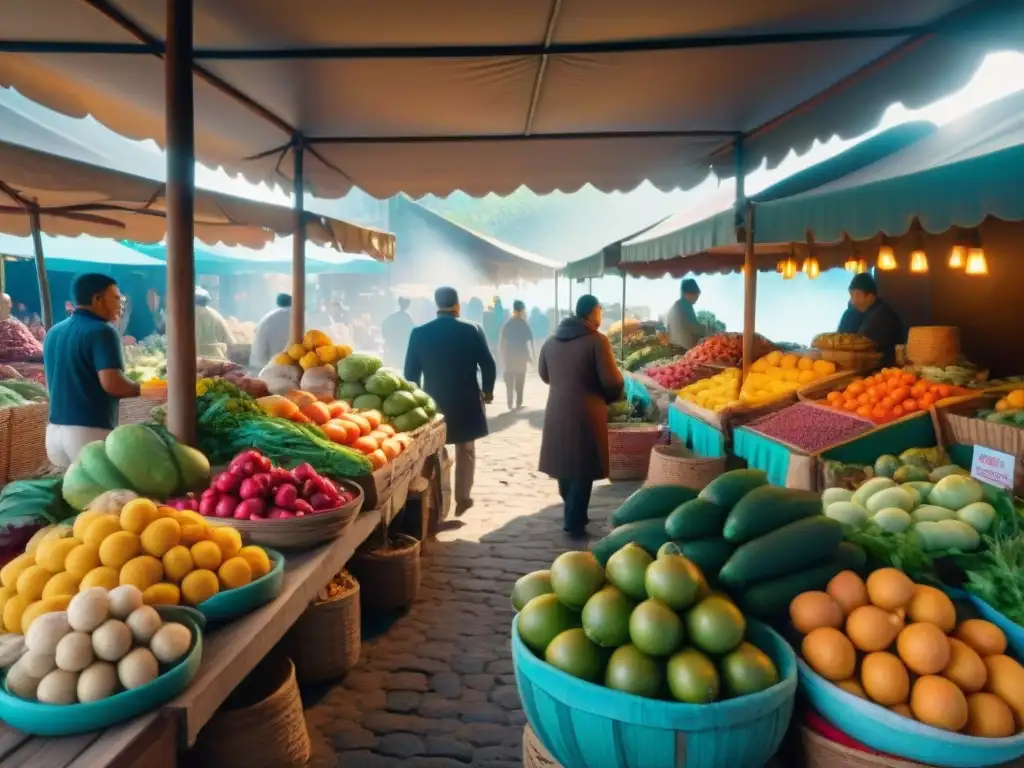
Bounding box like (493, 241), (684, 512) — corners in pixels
(697, 310), (726, 334)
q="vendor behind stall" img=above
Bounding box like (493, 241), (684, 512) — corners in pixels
(848, 273), (905, 366)
(666, 278), (706, 351)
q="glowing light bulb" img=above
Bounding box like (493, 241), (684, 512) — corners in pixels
(877, 245), (897, 271)
(857, 259), (869, 274)
(909, 250), (929, 273)
(965, 247), (989, 276)
(843, 257), (859, 273)
(948, 245), (966, 269)
(802, 257), (820, 279)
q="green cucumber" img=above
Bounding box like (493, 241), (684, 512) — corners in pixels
(722, 485), (823, 544)
(664, 499), (728, 540)
(718, 517), (843, 589)
(679, 538), (735, 580)
(697, 469), (767, 509)
(736, 542), (867, 619)
(591, 518), (671, 566)
(610, 486), (698, 527)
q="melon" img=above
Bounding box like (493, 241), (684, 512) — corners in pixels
(62, 466), (109, 512)
(866, 487), (915, 515)
(851, 478), (897, 509)
(77, 441), (130, 490)
(105, 426), (178, 498)
(167, 441), (211, 492)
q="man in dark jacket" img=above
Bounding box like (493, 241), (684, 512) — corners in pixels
(848, 272), (905, 366)
(405, 287), (496, 515)
(538, 295), (625, 537)
(498, 300), (534, 410)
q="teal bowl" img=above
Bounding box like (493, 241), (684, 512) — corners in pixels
(0, 605), (204, 736)
(963, 595), (1024, 658)
(798, 659), (1024, 767)
(197, 547), (285, 624)
(512, 616), (797, 768)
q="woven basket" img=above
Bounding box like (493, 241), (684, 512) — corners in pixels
(523, 724), (562, 768)
(801, 726), (1024, 768)
(816, 347), (883, 373)
(117, 395), (164, 426)
(287, 576), (361, 684)
(192, 654), (310, 768)
(608, 424), (663, 481)
(214, 481), (363, 550)
(8, 402), (51, 481)
(349, 533), (421, 612)
(645, 443), (725, 490)
(906, 326), (960, 367)
(0, 407), (13, 485)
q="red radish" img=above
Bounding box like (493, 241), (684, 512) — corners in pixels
(274, 484), (299, 508)
(185, 497), (200, 511)
(292, 463), (316, 482)
(239, 475), (271, 500)
(301, 480), (318, 500)
(198, 494), (220, 517)
(268, 468), (294, 488)
(200, 487), (218, 501)
(214, 496), (239, 518)
(268, 507), (294, 519)
(252, 453), (272, 473)
(309, 493), (335, 511)
(234, 499), (266, 519)
(229, 460), (255, 477)
(292, 499), (314, 515)
(214, 472), (242, 494)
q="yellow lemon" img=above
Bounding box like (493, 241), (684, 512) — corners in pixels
(2, 594), (29, 632)
(42, 571), (81, 599)
(218, 557), (252, 590)
(0, 553), (34, 589)
(141, 518), (182, 558)
(16, 565), (54, 601)
(119, 555), (164, 591)
(209, 527), (242, 560)
(80, 566), (120, 592)
(83, 516), (122, 547)
(238, 546), (271, 580)
(72, 510), (105, 540)
(162, 546), (194, 583)
(142, 583), (181, 606)
(99, 531), (142, 569)
(35, 537), (82, 574)
(65, 543), (102, 579)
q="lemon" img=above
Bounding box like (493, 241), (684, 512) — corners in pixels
(65, 543), (102, 579)
(99, 531), (142, 569)
(141, 518), (182, 558)
(80, 566), (120, 592)
(16, 565), (54, 601)
(209, 527), (242, 559)
(83, 516), (122, 547)
(42, 571), (81, 599)
(238, 546), (271, 580)
(119, 555), (164, 591)
(142, 583), (181, 606)
(162, 546), (194, 583)
(191, 541), (223, 571)
(218, 557), (252, 590)
(35, 537), (82, 573)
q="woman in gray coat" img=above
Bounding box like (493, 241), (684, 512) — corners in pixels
(538, 295), (624, 537)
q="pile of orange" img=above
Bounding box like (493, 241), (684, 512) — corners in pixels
(823, 368), (965, 423)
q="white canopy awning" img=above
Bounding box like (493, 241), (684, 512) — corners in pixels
(0, 0), (1016, 198)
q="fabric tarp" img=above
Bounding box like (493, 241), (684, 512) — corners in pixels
(388, 195), (560, 284)
(0, 232), (164, 271)
(0, 1), (1017, 198)
(668, 406), (726, 458)
(755, 90), (1024, 243)
(560, 245), (621, 281)
(0, 138), (395, 258)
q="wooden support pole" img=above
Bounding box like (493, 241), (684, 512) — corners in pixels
(291, 138), (306, 344)
(553, 272), (559, 332)
(620, 272), (626, 361)
(28, 208), (53, 329)
(742, 202), (757, 379)
(165, 0), (197, 445)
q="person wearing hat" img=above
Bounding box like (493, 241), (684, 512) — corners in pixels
(405, 287), (496, 516)
(250, 293), (292, 369)
(193, 286), (235, 360)
(538, 294), (625, 538)
(498, 299), (535, 410)
(847, 272), (905, 366)
(666, 278), (706, 351)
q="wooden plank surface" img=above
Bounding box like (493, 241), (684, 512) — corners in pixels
(167, 507), (385, 746)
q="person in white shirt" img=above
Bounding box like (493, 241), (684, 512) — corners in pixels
(666, 278), (706, 351)
(250, 293), (292, 369)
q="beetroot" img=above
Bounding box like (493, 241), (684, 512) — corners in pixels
(268, 468), (295, 488)
(214, 496), (239, 518)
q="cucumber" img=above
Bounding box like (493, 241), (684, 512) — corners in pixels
(718, 517), (843, 589)
(736, 542), (867, 619)
(610, 486), (698, 527)
(722, 486), (823, 544)
(697, 469), (767, 509)
(680, 538), (735, 580)
(591, 518), (671, 566)
(664, 499), (728, 540)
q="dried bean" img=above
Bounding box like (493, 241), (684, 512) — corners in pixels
(747, 402), (872, 453)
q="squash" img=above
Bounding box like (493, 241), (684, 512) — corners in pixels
(285, 390), (318, 409)
(300, 402), (331, 426)
(255, 394), (300, 419)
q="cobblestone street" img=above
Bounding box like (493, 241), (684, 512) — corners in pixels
(305, 376), (637, 767)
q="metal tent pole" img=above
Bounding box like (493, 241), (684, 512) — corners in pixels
(165, 0), (197, 445)
(28, 209), (53, 329)
(291, 137), (307, 344)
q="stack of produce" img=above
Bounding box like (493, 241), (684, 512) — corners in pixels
(178, 449), (360, 521)
(62, 424), (211, 512)
(259, 329), (353, 399)
(197, 359), (268, 398)
(224, 316), (257, 344)
(677, 368), (740, 412)
(812, 333), (876, 353)
(907, 359), (987, 388)
(0, 317), (43, 363)
(820, 367), (970, 424)
(642, 359), (706, 391)
(739, 352), (838, 406)
(745, 402), (873, 453)
(193, 379), (374, 478)
(124, 338), (167, 383)
(591, 471), (867, 620)
(0, 379), (47, 406)
(793, 568), (1023, 737)
(511, 548), (780, 702)
(0, 493), (274, 633)
(5, 585), (193, 704)
(825, 472), (990, 554)
(336, 353), (436, 434)
(682, 333), (774, 368)
(623, 344), (675, 372)
(976, 388), (1024, 427)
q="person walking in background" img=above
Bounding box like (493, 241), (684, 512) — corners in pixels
(538, 294), (624, 537)
(498, 300), (534, 410)
(43, 274), (147, 469)
(250, 293), (292, 369)
(194, 287), (235, 359)
(666, 278), (706, 351)
(405, 287), (496, 516)
(528, 306), (549, 342)
(381, 297), (415, 368)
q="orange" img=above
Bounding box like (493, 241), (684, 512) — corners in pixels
(966, 692), (1016, 738)
(891, 405), (905, 418)
(826, 570), (869, 616)
(897, 623), (951, 675)
(942, 638), (987, 693)
(861, 652), (910, 706)
(866, 568), (916, 611)
(789, 591), (844, 635)
(907, 585), (957, 633)
(837, 678), (867, 699)
(802, 627), (856, 681)
(955, 619), (1007, 657)
(902, 399), (919, 413)
(911, 676), (969, 732)
(846, 605), (902, 652)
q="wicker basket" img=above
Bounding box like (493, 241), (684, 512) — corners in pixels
(608, 424), (663, 481)
(906, 326), (960, 367)
(192, 653), (310, 768)
(118, 395), (165, 426)
(645, 443), (725, 490)
(523, 724), (562, 768)
(816, 347), (884, 373)
(287, 575), (361, 684)
(214, 481), (363, 550)
(8, 402), (51, 481)
(801, 725), (1024, 768)
(349, 533), (421, 612)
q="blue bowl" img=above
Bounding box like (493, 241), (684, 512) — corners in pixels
(798, 659), (1024, 767)
(963, 595), (1024, 658)
(0, 605), (204, 736)
(197, 547), (285, 624)
(512, 616), (797, 768)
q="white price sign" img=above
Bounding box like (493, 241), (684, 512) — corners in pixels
(970, 445), (1015, 490)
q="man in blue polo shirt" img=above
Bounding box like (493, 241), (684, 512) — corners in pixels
(44, 274), (143, 468)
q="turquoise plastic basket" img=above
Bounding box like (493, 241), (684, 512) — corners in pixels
(0, 605), (204, 736)
(511, 617), (796, 768)
(798, 659), (1024, 767)
(964, 595), (1024, 658)
(197, 547), (285, 624)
